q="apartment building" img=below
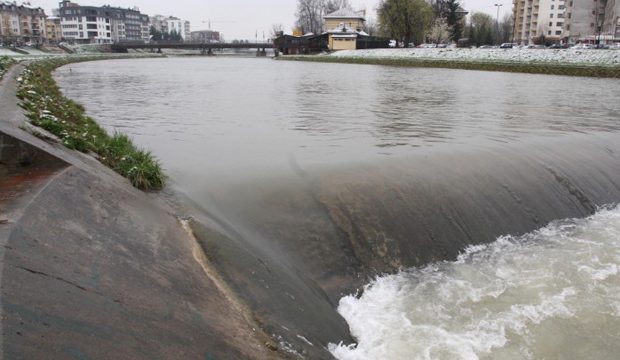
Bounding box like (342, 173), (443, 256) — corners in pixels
(563, 0), (607, 42)
(513, 0), (566, 44)
(45, 16), (61, 43)
(602, 0), (619, 41)
(150, 15), (191, 41)
(0, 1), (47, 45)
(57, 1), (149, 44)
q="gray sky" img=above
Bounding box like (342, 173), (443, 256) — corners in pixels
(30, 0), (511, 40)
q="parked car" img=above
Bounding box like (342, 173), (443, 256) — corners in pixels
(548, 43), (568, 49)
(500, 43), (517, 48)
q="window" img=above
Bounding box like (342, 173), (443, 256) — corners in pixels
(558, 5), (565, 9)
(591, 23), (595, 27)
(566, 25), (570, 30)
(558, 13), (564, 18)
(551, 4), (554, 9)
(557, 22), (563, 26)
(548, 30), (552, 35)
(568, 13), (571, 19)
(549, 22), (553, 26)
(550, 14), (554, 18)
(556, 30), (562, 35)
(569, 1), (573, 5)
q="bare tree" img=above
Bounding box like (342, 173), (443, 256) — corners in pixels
(324, 0), (351, 14)
(270, 23), (284, 39)
(295, 0), (326, 35)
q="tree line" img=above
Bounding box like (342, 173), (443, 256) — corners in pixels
(294, 0), (514, 47)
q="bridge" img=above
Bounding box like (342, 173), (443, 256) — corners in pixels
(111, 41), (275, 56)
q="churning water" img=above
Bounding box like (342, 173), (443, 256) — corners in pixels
(330, 205), (620, 360)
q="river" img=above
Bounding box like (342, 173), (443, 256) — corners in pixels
(55, 57), (620, 359)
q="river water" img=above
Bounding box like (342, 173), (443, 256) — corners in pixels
(55, 57), (620, 359)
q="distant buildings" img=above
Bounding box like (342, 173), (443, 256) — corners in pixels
(0, 1), (47, 45)
(190, 29), (220, 43)
(57, 0), (149, 44)
(513, 0), (619, 44)
(275, 7), (388, 54)
(150, 15), (190, 41)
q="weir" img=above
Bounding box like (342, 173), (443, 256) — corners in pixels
(182, 131), (620, 358)
(2, 58), (620, 359)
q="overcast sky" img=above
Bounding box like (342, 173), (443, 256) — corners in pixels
(29, 0), (511, 40)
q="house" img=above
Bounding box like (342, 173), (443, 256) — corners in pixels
(323, 8), (367, 50)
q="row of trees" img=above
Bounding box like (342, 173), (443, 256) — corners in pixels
(377, 0), (467, 47)
(149, 27), (183, 41)
(293, 0), (514, 47)
(378, 0), (515, 47)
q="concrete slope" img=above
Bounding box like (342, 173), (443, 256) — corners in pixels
(1, 65), (280, 359)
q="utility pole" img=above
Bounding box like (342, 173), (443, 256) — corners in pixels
(494, 3), (503, 45)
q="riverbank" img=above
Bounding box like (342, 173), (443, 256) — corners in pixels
(0, 57), (283, 359)
(16, 56), (166, 190)
(279, 48), (620, 77)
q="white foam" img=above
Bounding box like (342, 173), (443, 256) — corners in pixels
(330, 205), (620, 360)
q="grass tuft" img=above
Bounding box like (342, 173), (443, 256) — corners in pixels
(0, 56), (16, 80)
(17, 57), (166, 191)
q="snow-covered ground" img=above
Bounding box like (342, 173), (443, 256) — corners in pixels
(331, 48), (620, 67)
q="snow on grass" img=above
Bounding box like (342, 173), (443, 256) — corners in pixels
(331, 48), (620, 67)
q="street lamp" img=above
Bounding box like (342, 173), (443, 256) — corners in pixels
(494, 3), (503, 44)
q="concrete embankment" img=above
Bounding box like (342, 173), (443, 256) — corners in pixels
(0, 64), (282, 359)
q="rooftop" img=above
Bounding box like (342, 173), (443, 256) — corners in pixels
(324, 8), (366, 20)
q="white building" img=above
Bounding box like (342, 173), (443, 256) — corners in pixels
(513, 0), (566, 44)
(57, 0), (149, 44)
(150, 15), (190, 41)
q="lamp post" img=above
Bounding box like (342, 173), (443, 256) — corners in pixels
(494, 3), (503, 44)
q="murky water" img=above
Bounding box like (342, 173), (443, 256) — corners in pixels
(55, 57), (620, 359)
(330, 205), (620, 360)
(55, 57), (620, 183)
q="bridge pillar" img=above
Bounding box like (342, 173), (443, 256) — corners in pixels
(256, 48), (267, 57)
(157, 48), (162, 54)
(201, 47), (206, 56)
(208, 47), (214, 56)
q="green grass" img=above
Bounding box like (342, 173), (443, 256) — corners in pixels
(17, 57), (166, 191)
(278, 55), (620, 78)
(0, 56), (16, 79)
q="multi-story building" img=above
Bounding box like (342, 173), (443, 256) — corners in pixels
(514, 0), (618, 44)
(57, 1), (149, 44)
(190, 29), (221, 43)
(150, 15), (190, 41)
(513, 0), (566, 44)
(0, 1), (47, 45)
(563, 0), (607, 43)
(602, 0), (619, 42)
(45, 16), (61, 43)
